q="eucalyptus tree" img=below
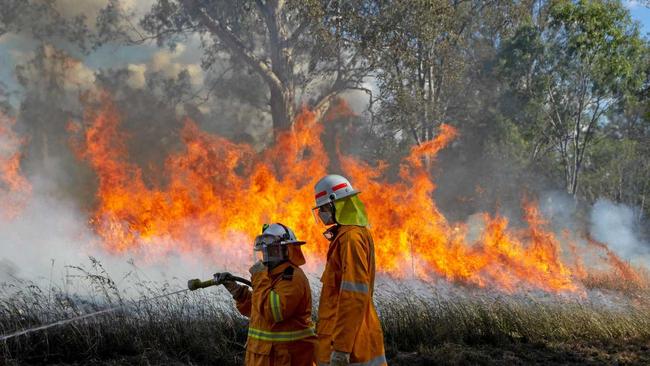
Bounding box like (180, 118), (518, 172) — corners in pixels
(141, 0), (373, 132)
(498, 0), (647, 197)
(339, 0), (529, 151)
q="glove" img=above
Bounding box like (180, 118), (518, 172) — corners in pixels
(249, 261), (266, 276)
(330, 351), (350, 366)
(222, 280), (243, 296)
(213, 272), (233, 285)
(214, 272), (244, 299)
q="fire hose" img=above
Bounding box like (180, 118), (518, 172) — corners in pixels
(0, 273), (251, 342)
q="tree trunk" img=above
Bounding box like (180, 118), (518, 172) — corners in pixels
(189, 0), (298, 134)
(269, 86), (294, 131)
(262, 0), (296, 133)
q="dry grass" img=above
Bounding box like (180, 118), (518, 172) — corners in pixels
(0, 259), (247, 365)
(379, 288), (650, 352)
(1, 259), (649, 365)
(582, 267), (650, 296)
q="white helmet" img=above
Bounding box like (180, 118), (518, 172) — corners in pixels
(313, 174), (359, 209)
(253, 223), (305, 264)
(257, 223), (305, 245)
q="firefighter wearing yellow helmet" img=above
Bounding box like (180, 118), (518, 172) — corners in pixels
(311, 175), (386, 366)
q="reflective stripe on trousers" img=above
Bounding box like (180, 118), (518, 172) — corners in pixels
(340, 280), (369, 293)
(248, 327), (315, 342)
(319, 354), (387, 366)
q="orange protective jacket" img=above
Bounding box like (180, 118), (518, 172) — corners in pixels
(234, 261), (316, 366)
(316, 225), (386, 365)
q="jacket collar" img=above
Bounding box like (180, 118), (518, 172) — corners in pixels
(268, 261), (291, 277)
(326, 225), (359, 259)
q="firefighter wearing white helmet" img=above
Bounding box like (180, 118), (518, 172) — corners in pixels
(252, 223), (306, 268)
(311, 174), (361, 227)
(313, 174), (359, 208)
(312, 175), (386, 366)
(218, 223), (316, 366)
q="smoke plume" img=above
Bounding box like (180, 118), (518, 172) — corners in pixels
(590, 198), (649, 265)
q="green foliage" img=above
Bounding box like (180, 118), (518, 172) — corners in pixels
(354, 0), (480, 146)
(496, 0), (648, 199)
(581, 136), (650, 213)
(0, 0), (89, 50)
(550, 0), (645, 94)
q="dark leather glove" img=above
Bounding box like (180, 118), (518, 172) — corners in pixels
(214, 272), (245, 299)
(213, 272), (233, 285)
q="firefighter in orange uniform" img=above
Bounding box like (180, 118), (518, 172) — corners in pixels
(218, 223), (316, 366)
(311, 175), (387, 366)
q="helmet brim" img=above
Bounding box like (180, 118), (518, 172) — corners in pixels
(282, 240), (306, 246)
(312, 190), (361, 210)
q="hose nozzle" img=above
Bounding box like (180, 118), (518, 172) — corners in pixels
(187, 273), (252, 291)
(187, 278), (215, 291)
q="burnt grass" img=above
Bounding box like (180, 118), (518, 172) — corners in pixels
(1, 261), (650, 365)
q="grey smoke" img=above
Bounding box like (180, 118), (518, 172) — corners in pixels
(539, 190), (579, 232)
(590, 198), (649, 265)
(0, 168), (232, 291)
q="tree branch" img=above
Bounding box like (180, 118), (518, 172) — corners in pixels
(288, 19), (310, 45)
(312, 84), (344, 119)
(181, 0), (283, 92)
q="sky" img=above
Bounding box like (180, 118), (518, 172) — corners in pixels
(628, 1), (650, 35)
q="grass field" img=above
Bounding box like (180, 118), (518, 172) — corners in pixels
(1, 259), (649, 365)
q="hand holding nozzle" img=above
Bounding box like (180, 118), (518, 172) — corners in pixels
(214, 272), (234, 286)
(214, 272), (250, 299)
(214, 272), (239, 295)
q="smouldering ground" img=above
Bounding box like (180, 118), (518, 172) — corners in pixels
(1, 260), (649, 365)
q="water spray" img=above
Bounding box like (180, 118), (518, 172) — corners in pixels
(0, 288), (189, 342)
(0, 273), (252, 342)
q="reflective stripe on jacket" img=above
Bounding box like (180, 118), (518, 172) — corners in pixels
(316, 225), (386, 365)
(235, 261), (316, 366)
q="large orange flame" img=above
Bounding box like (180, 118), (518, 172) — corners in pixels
(69, 95), (644, 294)
(0, 113), (31, 219)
